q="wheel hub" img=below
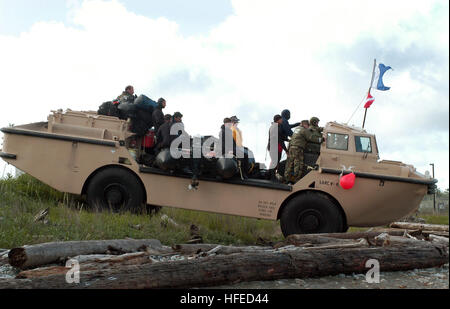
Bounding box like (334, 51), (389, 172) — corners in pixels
(298, 209), (322, 233)
(104, 184), (128, 208)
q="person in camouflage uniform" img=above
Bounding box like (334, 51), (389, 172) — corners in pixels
(304, 116), (323, 151)
(284, 118), (324, 184)
(116, 85), (137, 104)
(300, 119), (310, 129)
(309, 117), (323, 135)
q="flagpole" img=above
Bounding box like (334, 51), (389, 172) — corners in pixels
(362, 108), (368, 128)
(362, 58), (377, 129)
(369, 58), (377, 92)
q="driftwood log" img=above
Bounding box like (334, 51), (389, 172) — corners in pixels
(429, 234), (449, 246)
(0, 251), (9, 266)
(0, 235), (447, 289)
(390, 222), (449, 232)
(16, 252), (153, 279)
(282, 229), (448, 246)
(373, 228), (448, 238)
(8, 239), (169, 269)
(172, 244), (273, 255)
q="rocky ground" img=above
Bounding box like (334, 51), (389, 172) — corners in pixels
(214, 264), (449, 289)
(0, 264), (15, 279)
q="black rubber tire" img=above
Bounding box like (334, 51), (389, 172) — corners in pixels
(86, 167), (145, 213)
(280, 192), (344, 237)
(342, 224), (349, 233)
(146, 204), (162, 215)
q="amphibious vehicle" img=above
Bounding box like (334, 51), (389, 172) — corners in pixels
(0, 109), (437, 236)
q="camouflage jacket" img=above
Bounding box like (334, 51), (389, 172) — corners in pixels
(289, 127), (322, 149)
(309, 125), (324, 140)
(116, 91), (137, 104)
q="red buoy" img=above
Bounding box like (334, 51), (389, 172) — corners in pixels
(340, 172), (356, 190)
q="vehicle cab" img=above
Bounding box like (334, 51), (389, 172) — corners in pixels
(319, 122), (379, 171)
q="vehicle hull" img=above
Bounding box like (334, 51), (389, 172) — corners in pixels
(295, 172), (426, 226)
(0, 114), (435, 228)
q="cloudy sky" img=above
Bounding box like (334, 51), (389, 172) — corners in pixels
(0, 0), (448, 189)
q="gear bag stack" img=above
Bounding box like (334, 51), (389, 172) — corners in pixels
(97, 101), (121, 118)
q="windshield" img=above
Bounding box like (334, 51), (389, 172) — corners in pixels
(326, 133), (348, 150)
(355, 136), (372, 153)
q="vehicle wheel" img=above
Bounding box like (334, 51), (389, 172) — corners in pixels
(87, 167), (145, 213)
(146, 204), (162, 215)
(280, 192), (344, 236)
(342, 224), (349, 233)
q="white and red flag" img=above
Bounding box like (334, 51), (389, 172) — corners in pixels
(364, 92), (375, 109)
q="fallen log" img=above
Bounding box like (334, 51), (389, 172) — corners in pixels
(373, 233), (428, 247)
(390, 222), (449, 232)
(173, 244), (272, 255)
(71, 252), (150, 264)
(284, 229), (449, 245)
(17, 252), (154, 279)
(8, 239), (167, 269)
(294, 230), (448, 248)
(0, 252), (9, 265)
(172, 244), (217, 255)
(66, 254), (120, 264)
(1, 239), (447, 289)
(429, 234), (449, 247)
(16, 266), (69, 279)
(369, 228), (448, 238)
(280, 231), (407, 248)
(301, 238), (369, 250)
(285, 234), (365, 247)
(421, 231), (449, 238)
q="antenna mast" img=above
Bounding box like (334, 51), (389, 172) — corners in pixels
(362, 59), (376, 128)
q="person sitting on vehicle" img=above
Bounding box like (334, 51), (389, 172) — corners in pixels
(155, 114), (173, 151)
(230, 116), (243, 147)
(229, 115), (253, 179)
(169, 112), (188, 144)
(169, 112), (200, 189)
(267, 114), (287, 181)
(117, 86), (158, 136)
(152, 98), (166, 133)
(116, 85), (137, 104)
(218, 117), (236, 157)
(284, 118), (324, 184)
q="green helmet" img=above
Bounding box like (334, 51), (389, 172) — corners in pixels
(310, 117), (320, 126)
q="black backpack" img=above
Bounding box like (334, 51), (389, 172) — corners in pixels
(117, 102), (153, 136)
(98, 101), (120, 118)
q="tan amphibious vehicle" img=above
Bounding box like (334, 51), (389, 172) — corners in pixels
(0, 110), (437, 236)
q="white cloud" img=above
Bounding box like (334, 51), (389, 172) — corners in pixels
(0, 0), (448, 189)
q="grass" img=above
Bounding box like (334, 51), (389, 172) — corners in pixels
(347, 214), (449, 233)
(418, 214), (449, 225)
(0, 174), (283, 249)
(1, 174), (448, 249)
